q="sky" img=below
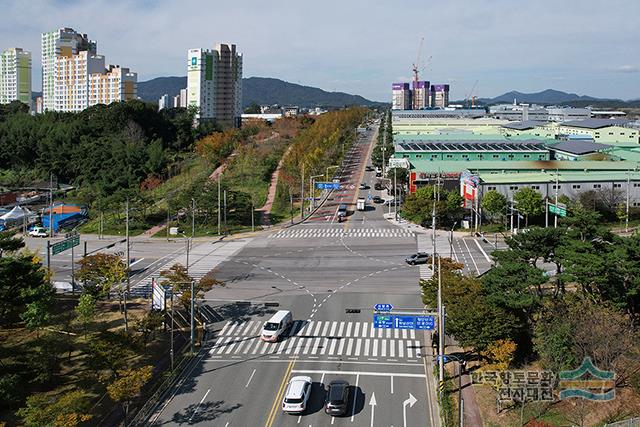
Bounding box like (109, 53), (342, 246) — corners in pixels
(1, 0), (639, 102)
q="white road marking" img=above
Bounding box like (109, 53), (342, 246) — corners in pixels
(245, 369), (257, 388)
(474, 238), (492, 263)
(189, 388), (210, 422)
(391, 375), (394, 394)
(463, 238), (480, 275)
(129, 257), (145, 267)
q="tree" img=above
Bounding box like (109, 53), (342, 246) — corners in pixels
(86, 331), (136, 382)
(513, 187), (544, 226)
(533, 298), (577, 373)
(0, 255), (52, 326)
(0, 230), (24, 257)
(244, 102), (261, 114)
(17, 390), (93, 427)
(480, 339), (517, 370)
(107, 365), (153, 425)
(74, 253), (129, 330)
(481, 190), (507, 222)
(421, 259), (521, 351)
(75, 294), (97, 336)
(75, 253), (127, 298)
(133, 309), (164, 346)
(160, 264), (224, 311)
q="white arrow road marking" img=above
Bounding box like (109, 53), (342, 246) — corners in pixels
(402, 393), (418, 427)
(369, 392), (377, 427)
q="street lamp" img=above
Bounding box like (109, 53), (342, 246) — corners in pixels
(310, 174), (324, 211)
(326, 165), (339, 182)
(449, 221), (458, 259)
(381, 146), (387, 176)
(179, 232), (191, 277)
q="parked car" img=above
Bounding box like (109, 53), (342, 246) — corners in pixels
(282, 376), (313, 414)
(325, 380), (350, 416)
(365, 166), (374, 172)
(374, 183), (384, 190)
(405, 252), (429, 265)
(372, 196), (383, 204)
(28, 226), (48, 238)
(359, 182), (369, 190)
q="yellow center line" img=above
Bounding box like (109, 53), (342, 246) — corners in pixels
(264, 357), (297, 427)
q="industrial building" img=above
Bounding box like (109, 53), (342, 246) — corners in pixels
(187, 44), (243, 128)
(0, 47), (31, 105)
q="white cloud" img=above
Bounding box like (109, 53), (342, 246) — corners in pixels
(613, 65), (640, 73)
(1, 0), (639, 100)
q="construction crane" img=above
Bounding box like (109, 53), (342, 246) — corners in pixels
(412, 37), (425, 109)
(465, 80), (479, 108)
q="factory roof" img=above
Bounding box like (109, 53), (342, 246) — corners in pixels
(559, 119), (630, 129)
(607, 149), (640, 163)
(407, 158), (639, 174)
(394, 133), (551, 142)
(478, 170), (640, 184)
(501, 120), (548, 131)
(396, 140), (547, 152)
(547, 140), (611, 155)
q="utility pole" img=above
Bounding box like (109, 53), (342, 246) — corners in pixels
(394, 167), (398, 221)
(545, 199), (549, 228)
(510, 196), (514, 234)
(438, 255), (444, 386)
(251, 200), (255, 232)
(217, 178), (221, 236)
(431, 198), (436, 273)
(190, 280), (195, 354)
(223, 190), (227, 235)
(185, 236), (190, 277)
(290, 190), (294, 225)
(191, 198), (195, 238)
(554, 170), (559, 228)
(125, 199), (130, 292)
(626, 169), (630, 233)
(170, 290), (174, 371)
(49, 173), (53, 238)
(301, 164), (305, 220)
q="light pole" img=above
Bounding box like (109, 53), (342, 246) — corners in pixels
(626, 169), (630, 233)
(310, 174), (324, 211)
(180, 233), (191, 277)
(449, 221), (458, 259)
(381, 146), (387, 176)
(326, 165), (339, 182)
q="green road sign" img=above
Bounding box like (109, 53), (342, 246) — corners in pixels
(51, 234), (80, 255)
(549, 203), (567, 217)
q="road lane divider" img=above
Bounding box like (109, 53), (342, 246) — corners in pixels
(264, 358), (296, 427)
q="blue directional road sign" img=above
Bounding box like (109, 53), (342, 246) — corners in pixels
(394, 315), (416, 329)
(315, 182), (341, 190)
(415, 315), (436, 330)
(373, 314), (394, 329)
(374, 303), (393, 312)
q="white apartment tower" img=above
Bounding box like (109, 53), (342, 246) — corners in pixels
(187, 43), (243, 128)
(41, 28), (96, 111)
(0, 48), (32, 105)
(42, 28), (136, 112)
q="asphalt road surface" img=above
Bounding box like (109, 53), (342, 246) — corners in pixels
(22, 123), (496, 426)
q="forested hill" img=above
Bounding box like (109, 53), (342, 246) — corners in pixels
(137, 76), (383, 108)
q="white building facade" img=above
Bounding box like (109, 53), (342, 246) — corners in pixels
(0, 48), (31, 105)
(187, 43), (243, 127)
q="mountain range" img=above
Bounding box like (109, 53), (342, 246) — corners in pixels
(136, 76), (383, 108)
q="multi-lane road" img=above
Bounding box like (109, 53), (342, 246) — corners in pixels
(24, 123), (496, 426)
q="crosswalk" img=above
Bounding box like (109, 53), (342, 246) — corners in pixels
(417, 234), (433, 281)
(208, 320), (424, 361)
(269, 228), (415, 239)
(128, 240), (250, 297)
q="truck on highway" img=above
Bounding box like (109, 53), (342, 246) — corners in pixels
(356, 197), (366, 211)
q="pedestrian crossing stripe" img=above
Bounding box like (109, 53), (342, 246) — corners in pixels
(269, 228), (415, 239)
(209, 320), (423, 360)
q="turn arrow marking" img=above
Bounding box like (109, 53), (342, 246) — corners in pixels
(369, 392), (377, 427)
(402, 393), (417, 427)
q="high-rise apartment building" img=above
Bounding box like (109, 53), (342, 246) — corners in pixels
(0, 48), (31, 105)
(42, 27), (136, 113)
(412, 80), (430, 110)
(41, 28), (96, 111)
(392, 83), (412, 110)
(158, 94), (170, 111)
(430, 84), (450, 108)
(187, 43), (243, 128)
(173, 88), (187, 108)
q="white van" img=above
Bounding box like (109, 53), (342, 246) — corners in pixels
(261, 310), (293, 342)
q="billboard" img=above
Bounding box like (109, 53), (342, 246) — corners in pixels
(460, 170), (479, 208)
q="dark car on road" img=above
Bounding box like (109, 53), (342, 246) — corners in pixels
(405, 252), (429, 265)
(372, 195), (383, 204)
(325, 380), (350, 416)
(365, 166), (374, 171)
(374, 182), (384, 190)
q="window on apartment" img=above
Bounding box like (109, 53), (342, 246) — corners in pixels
(593, 184), (602, 189)
(552, 185), (560, 190)
(487, 186), (496, 191)
(509, 186), (519, 190)
(614, 183), (622, 188)
(531, 185), (540, 190)
(572, 185), (581, 189)
(634, 183), (640, 187)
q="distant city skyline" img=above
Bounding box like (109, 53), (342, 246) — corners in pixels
(1, 0), (638, 102)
